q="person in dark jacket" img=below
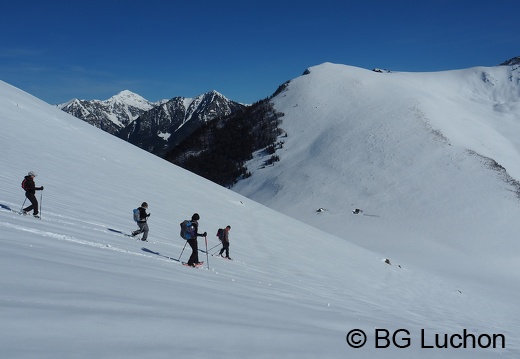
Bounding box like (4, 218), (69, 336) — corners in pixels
(22, 171), (44, 218)
(218, 225), (232, 260)
(132, 202), (150, 241)
(186, 213), (207, 267)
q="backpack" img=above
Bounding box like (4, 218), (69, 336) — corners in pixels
(180, 220), (195, 240)
(133, 208), (140, 222)
(216, 228), (224, 241)
(21, 179), (27, 190)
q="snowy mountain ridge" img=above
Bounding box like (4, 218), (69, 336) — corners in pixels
(499, 56), (520, 66)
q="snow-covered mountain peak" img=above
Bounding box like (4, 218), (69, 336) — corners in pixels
(106, 89), (156, 107)
(189, 89), (229, 104)
(94, 89), (155, 109)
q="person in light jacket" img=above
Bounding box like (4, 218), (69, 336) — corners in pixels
(132, 202), (150, 241)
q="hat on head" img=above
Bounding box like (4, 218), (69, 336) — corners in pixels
(28, 171), (37, 177)
(191, 213), (200, 221)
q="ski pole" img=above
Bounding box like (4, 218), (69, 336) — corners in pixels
(205, 235), (209, 269)
(20, 198), (27, 212)
(178, 241), (187, 261)
(207, 242), (221, 253)
(212, 248), (222, 256)
(39, 190), (43, 220)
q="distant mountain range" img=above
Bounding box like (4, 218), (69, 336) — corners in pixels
(57, 90), (246, 157)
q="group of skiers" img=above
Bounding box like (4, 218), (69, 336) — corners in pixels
(20, 171), (233, 267)
(132, 207), (233, 267)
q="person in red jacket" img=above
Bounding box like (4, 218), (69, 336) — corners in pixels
(22, 171), (44, 218)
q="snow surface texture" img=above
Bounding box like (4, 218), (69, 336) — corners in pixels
(0, 69), (518, 359)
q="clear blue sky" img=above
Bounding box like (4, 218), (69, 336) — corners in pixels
(1, 0), (518, 105)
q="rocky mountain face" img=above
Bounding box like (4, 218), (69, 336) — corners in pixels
(57, 90), (159, 135)
(118, 90), (246, 156)
(499, 56), (520, 66)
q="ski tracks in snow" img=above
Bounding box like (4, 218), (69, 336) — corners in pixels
(0, 203), (175, 264)
(0, 220), (176, 262)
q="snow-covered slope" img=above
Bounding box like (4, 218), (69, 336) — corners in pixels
(234, 63), (520, 289)
(1, 80), (518, 358)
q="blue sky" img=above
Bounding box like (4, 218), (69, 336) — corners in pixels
(1, 0), (518, 105)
